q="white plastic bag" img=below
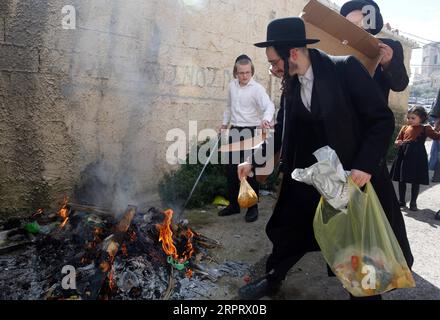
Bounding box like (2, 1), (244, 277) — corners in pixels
(292, 146), (350, 211)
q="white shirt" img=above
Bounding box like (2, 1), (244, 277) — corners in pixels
(222, 78), (275, 127)
(298, 66), (314, 112)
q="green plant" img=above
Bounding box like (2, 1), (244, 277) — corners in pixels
(159, 139), (228, 209)
(259, 170), (282, 191)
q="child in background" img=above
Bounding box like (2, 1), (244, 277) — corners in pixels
(390, 106), (440, 211)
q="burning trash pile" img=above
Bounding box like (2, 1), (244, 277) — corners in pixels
(0, 198), (249, 300)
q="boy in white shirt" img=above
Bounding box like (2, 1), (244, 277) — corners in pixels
(219, 55), (275, 222)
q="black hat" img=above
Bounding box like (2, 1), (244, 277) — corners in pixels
(340, 0), (384, 35)
(235, 54), (252, 63)
(254, 17), (320, 48)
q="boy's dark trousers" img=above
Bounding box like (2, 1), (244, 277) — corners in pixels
(226, 126), (259, 209)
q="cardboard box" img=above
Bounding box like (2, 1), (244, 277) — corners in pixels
(219, 129), (267, 153)
(301, 0), (382, 76)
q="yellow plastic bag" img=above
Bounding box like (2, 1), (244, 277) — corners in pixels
(237, 178), (258, 209)
(313, 179), (415, 297)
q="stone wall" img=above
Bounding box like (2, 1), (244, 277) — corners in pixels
(0, 0), (307, 215)
(0, 0), (415, 215)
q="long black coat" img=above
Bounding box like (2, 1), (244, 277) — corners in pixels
(255, 49), (414, 276)
(374, 38), (409, 101)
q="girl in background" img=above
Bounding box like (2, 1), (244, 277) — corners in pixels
(391, 106), (440, 211)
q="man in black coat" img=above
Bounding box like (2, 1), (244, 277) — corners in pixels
(340, 0), (409, 101)
(237, 17), (414, 300)
(340, 0), (412, 272)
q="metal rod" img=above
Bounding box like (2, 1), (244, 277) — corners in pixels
(181, 135), (221, 212)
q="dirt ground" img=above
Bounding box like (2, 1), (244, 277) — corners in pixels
(186, 142), (440, 300)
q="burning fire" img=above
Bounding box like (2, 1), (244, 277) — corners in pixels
(157, 209), (195, 264)
(157, 209), (178, 260)
(183, 229), (194, 261)
(58, 196), (69, 228)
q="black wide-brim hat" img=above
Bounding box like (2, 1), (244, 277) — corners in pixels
(254, 17), (320, 48)
(340, 0), (384, 35)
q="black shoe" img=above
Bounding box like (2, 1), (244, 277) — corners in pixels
(218, 205), (240, 217)
(245, 206), (258, 223)
(409, 203), (418, 211)
(238, 277), (281, 300)
(399, 201), (407, 208)
(432, 178), (440, 183)
(349, 293), (382, 300)
(435, 211), (440, 220)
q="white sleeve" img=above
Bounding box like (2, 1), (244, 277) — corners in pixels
(257, 85), (275, 123)
(222, 87), (232, 126)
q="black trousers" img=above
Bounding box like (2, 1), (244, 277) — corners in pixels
(226, 126), (259, 209)
(398, 182), (420, 205)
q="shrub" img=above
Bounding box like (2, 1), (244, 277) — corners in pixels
(159, 139), (228, 209)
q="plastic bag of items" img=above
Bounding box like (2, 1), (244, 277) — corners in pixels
(313, 179), (415, 297)
(237, 178), (258, 208)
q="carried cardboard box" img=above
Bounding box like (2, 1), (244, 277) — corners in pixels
(220, 0), (382, 154)
(301, 0), (382, 76)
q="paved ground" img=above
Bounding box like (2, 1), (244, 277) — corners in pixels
(186, 141), (440, 300)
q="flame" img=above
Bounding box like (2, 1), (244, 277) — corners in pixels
(185, 269), (193, 278)
(157, 209), (178, 260)
(60, 217), (69, 228)
(58, 196), (69, 228)
(156, 209), (195, 264)
(183, 228), (194, 261)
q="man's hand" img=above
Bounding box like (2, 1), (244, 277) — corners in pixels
(395, 140), (403, 148)
(379, 43), (394, 69)
(350, 169), (372, 188)
(237, 162), (253, 180)
(260, 120), (271, 129)
(219, 124), (228, 133)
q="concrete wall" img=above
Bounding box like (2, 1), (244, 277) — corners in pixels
(0, 0), (307, 215)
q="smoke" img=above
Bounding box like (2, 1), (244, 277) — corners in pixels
(69, 0), (183, 216)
